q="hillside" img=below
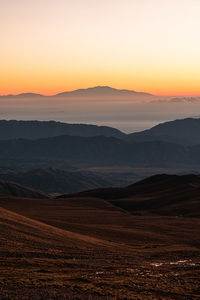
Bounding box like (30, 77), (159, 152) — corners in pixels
(0, 173), (200, 299)
(0, 120), (125, 140)
(127, 118), (200, 145)
(1, 117), (200, 145)
(0, 167), (123, 194)
(0, 179), (46, 198)
(60, 174), (200, 217)
(0, 134), (198, 167)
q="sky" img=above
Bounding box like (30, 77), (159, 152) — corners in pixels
(1, 0), (200, 96)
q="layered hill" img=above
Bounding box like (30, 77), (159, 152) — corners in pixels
(1, 117), (200, 145)
(60, 174), (200, 217)
(0, 134), (198, 167)
(0, 167), (122, 194)
(0, 206), (113, 252)
(0, 120), (124, 140)
(127, 118), (200, 145)
(1, 117), (200, 168)
(0, 179), (46, 198)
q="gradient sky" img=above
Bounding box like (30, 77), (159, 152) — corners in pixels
(1, 0), (200, 96)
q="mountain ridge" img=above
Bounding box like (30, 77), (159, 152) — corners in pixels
(0, 120), (125, 140)
(127, 117), (200, 145)
(0, 86), (153, 97)
(55, 86), (152, 97)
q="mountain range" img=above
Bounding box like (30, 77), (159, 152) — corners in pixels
(0, 118), (199, 146)
(127, 117), (200, 145)
(0, 120), (124, 140)
(1, 118), (200, 168)
(1, 86), (152, 98)
(0, 134), (199, 167)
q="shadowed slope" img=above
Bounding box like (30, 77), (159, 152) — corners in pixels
(59, 174), (200, 217)
(0, 206), (117, 251)
(0, 135), (194, 167)
(0, 190), (199, 249)
(0, 167), (120, 194)
(0, 189), (200, 299)
(0, 179), (47, 198)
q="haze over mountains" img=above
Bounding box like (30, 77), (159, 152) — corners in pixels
(2, 86), (200, 132)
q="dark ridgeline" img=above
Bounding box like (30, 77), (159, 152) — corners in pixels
(1, 117), (200, 144)
(1, 118), (200, 168)
(126, 117), (200, 145)
(0, 120), (125, 140)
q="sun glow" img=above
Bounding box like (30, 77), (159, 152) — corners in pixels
(1, 0), (200, 96)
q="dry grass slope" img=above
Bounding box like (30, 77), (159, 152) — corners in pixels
(0, 174), (200, 299)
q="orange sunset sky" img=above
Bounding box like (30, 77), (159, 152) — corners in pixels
(1, 0), (200, 96)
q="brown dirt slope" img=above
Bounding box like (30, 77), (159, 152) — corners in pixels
(60, 174), (200, 217)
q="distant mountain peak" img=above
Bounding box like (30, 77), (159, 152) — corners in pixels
(55, 86), (152, 97)
(16, 93), (43, 97)
(0, 86), (152, 97)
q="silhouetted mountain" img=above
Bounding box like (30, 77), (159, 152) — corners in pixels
(55, 86), (152, 97)
(127, 118), (200, 145)
(0, 135), (198, 167)
(2, 117), (199, 146)
(0, 86), (153, 98)
(0, 168), (121, 194)
(16, 93), (43, 97)
(0, 120), (125, 140)
(60, 174), (200, 217)
(0, 179), (47, 198)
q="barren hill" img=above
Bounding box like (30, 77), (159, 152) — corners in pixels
(0, 174), (200, 299)
(0, 179), (46, 198)
(60, 174), (200, 217)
